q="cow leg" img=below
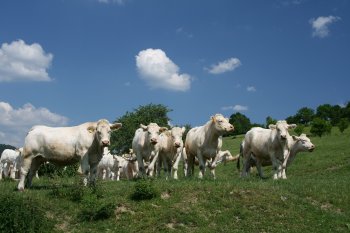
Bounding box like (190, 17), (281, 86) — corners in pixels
(18, 155), (33, 191)
(241, 148), (252, 177)
(255, 159), (265, 178)
(26, 157), (44, 188)
(270, 155), (280, 180)
(172, 150), (182, 179)
(0, 162), (3, 180)
(281, 150), (290, 179)
(88, 163), (98, 186)
(148, 152), (159, 177)
(137, 154), (146, 177)
(197, 151), (206, 179)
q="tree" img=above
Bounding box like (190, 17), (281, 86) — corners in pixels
(295, 107), (315, 125)
(265, 116), (277, 128)
(229, 112), (251, 135)
(110, 104), (172, 154)
(310, 117), (332, 137)
(294, 124), (305, 135)
(337, 118), (349, 133)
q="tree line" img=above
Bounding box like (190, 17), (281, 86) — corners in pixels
(228, 102), (350, 137)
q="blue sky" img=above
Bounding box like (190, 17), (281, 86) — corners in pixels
(0, 0), (349, 147)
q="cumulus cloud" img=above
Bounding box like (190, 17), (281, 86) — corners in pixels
(310, 15), (341, 38)
(136, 48), (191, 92)
(0, 101), (68, 147)
(221, 105), (248, 112)
(247, 86), (256, 92)
(0, 40), (53, 82)
(207, 57), (241, 74)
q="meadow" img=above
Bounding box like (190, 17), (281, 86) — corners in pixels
(0, 127), (349, 233)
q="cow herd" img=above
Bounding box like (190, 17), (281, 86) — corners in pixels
(0, 114), (315, 191)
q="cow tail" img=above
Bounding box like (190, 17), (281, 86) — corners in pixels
(236, 143), (243, 170)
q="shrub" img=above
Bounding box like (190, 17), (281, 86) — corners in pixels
(131, 179), (159, 201)
(0, 192), (53, 233)
(310, 118), (332, 137)
(294, 124), (305, 135)
(77, 194), (115, 222)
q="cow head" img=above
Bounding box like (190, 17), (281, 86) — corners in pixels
(88, 119), (122, 148)
(141, 123), (168, 145)
(170, 126), (186, 148)
(292, 134), (315, 152)
(269, 120), (296, 141)
(211, 114), (234, 134)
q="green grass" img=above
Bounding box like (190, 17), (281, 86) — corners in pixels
(0, 127), (349, 232)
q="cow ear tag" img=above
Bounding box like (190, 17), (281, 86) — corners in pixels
(87, 126), (95, 134)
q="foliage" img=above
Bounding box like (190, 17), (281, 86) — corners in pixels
(78, 195), (115, 222)
(310, 117), (332, 137)
(229, 112), (251, 135)
(110, 103), (172, 154)
(38, 162), (78, 178)
(0, 192), (53, 233)
(265, 116), (277, 128)
(130, 178), (159, 201)
(294, 124), (305, 135)
(337, 118), (349, 133)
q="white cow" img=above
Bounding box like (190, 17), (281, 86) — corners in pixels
(114, 154), (138, 180)
(185, 114), (234, 179)
(158, 127), (186, 179)
(0, 148), (23, 179)
(241, 134), (315, 178)
(17, 119), (122, 191)
(241, 120), (296, 180)
(132, 123), (167, 177)
(97, 148), (119, 180)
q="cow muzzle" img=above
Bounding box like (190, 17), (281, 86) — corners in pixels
(150, 138), (158, 145)
(102, 140), (110, 146)
(309, 145), (315, 152)
(280, 135), (287, 140)
(174, 142), (181, 148)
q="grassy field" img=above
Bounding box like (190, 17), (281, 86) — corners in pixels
(0, 127), (349, 233)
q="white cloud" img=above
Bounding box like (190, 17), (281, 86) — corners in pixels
(0, 40), (53, 82)
(207, 57), (241, 74)
(221, 105), (248, 112)
(0, 101), (68, 147)
(310, 15), (341, 38)
(247, 86), (256, 92)
(136, 48), (191, 92)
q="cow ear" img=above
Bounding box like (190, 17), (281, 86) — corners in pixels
(87, 125), (96, 134)
(140, 124), (148, 130)
(288, 124), (297, 129)
(110, 123), (122, 130)
(292, 135), (299, 141)
(160, 127), (168, 133)
(211, 116), (216, 123)
(269, 124), (276, 129)
(181, 127), (186, 134)
(300, 133), (306, 137)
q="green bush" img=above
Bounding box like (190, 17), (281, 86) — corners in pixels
(77, 194), (115, 222)
(130, 179), (159, 201)
(0, 192), (53, 233)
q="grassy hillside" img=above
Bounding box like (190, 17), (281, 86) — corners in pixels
(0, 128), (349, 232)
